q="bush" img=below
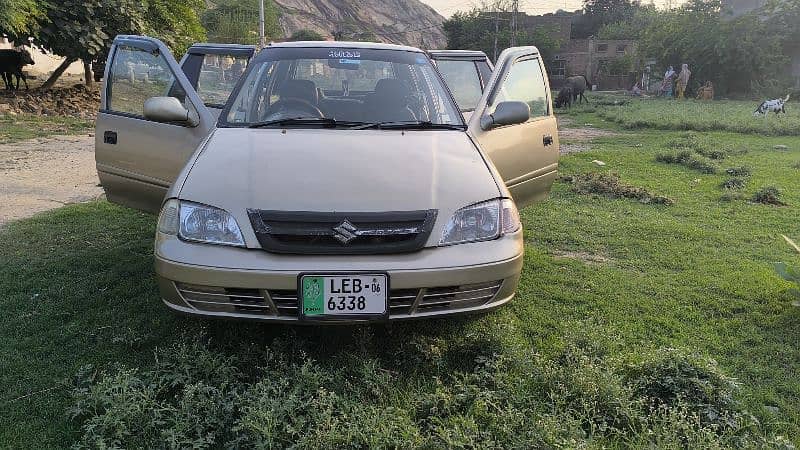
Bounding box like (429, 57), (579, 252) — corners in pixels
(623, 348), (749, 431)
(726, 166), (752, 177)
(684, 155), (719, 174)
(655, 150), (693, 164)
(560, 172), (674, 205)
(751, 186), (786, 206)
(696, 149), (727, 160)
(721, 177), (746, 190)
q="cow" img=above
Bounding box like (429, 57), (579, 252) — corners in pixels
(0, 48), (35, 90)
(565, 75), (590, 105)
(554, 86), (573, 109)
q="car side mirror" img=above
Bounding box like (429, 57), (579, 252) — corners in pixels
(480, 101), (530, 130)
(143, 97), (198, 126)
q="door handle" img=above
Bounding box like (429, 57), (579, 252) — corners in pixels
(543, 134), (553, 146)
(104, 131), (117, 145)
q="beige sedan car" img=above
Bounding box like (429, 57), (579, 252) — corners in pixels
(95, 36), (559, 322)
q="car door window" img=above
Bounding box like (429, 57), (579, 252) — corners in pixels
(197, 54), (250, 107)
(107, 45), (185, 117)
(476, 60), (492, 86)
(435, 59), (483, 111)
(493, 58), (548, 118)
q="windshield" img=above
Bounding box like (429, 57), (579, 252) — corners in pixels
(222, 47), (463, 127)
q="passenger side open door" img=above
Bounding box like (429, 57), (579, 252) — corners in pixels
(467, 46), (559, 209)
(95, 35), (215, 213)
(177, 43), (255, 118)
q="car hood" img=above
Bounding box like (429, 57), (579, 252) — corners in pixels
(178, 128), (501, 246)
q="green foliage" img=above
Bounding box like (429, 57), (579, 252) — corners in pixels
(443, 8), (561, 62)
(202, 0), (281, 45)
(572, 0), (640, 38)
(142, 0), (206, 56)
(37, 0), (114, 61)
(597, 5), (658, 40)
(289, 29), (326, 41)
(726, 165), (752, 177)
(0, 0), (43, 39)
(635, 0), (786, 95)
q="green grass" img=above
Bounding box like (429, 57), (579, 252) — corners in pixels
(0, 114), (93, 143)
(593, 97), (800, 136)
(2, 104), (800, 447)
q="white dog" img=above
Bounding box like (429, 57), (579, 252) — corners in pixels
(754, 94), (790, 117)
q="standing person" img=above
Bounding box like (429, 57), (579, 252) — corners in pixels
(676, 64), (691, 99)
(660, 65), (676, 97)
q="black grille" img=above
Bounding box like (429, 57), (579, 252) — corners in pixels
(247, 209), (437, 255)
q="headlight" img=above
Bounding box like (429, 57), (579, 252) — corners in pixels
(157, 199), (245, 247)
(439, 198), (520, 246)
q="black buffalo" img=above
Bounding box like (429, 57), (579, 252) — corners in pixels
(0, 48), (35, 90)
(554, 86), (573, 109)
(565, 75), (590, 105)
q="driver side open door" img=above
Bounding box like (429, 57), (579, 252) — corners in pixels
(467, 46), (559, 209)
(95, 35), (215, 213)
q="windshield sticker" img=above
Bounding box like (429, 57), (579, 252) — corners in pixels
(329, 50), (361, 59)
(338, 58), (361, 65)
(415, 56), (427, 65)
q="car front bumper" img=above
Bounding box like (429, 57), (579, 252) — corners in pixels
(154, 232), (523, 323)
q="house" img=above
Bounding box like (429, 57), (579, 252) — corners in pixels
(550, 38), (640, 90)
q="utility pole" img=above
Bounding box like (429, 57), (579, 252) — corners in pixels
(510, 0), (518, 47)
(258, 0), (266, 48)
(493, 5), (500, 61)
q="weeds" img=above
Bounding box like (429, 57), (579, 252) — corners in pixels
(793, 161), (800, 169)
(721, 178), (747, 190)
(560, 172), (674, 205)
(68, 339), (787, 448)
(726, 166), (752, 177)
(656, 149), (719, 174)
(751, 186), (787, 206)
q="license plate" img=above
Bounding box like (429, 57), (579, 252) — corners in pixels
(300, 274), (388, 317)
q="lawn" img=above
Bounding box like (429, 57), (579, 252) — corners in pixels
(1, 98), (799, 448)
(0, 114), (94, 144)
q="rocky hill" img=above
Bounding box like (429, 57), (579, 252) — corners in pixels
(273, 0), (446, 49)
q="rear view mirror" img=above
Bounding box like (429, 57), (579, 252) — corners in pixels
(480, 101), (530, 130)
(143, 97), (198, 126)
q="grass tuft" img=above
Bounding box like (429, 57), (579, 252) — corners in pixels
(721, 177), (747, 190)
(726, 166), (752, 177)
(560, 172), (674, 205)
(751, 186), (787, 206)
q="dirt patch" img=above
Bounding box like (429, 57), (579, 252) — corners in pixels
(552, 250), (613, 265)
(0, 135), (102, 225)
(0, 84), (100, 120)
(557, 117), (620, 154)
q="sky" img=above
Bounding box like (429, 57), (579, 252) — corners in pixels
(421, 0), (587, 17)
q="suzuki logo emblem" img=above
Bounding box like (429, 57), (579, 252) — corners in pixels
(332, 220), (358, 244)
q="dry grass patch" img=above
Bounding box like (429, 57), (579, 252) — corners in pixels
(560, 172), (674, 205)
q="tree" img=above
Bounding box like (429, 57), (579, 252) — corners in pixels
(443, 7), (561, 63)
(202, 0), (281, 45)
(636, 0), (785, 94)
(0, 0), (43, 40)
(572, 0), (641, 38)
(288, 29), (326, 41)
(143, 0), (206, 55)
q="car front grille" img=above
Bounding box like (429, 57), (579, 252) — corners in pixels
(247, 209), (437, 255)
(175, 280), (504, 318)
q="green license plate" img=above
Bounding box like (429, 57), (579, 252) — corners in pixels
(300, 274), (388, 317)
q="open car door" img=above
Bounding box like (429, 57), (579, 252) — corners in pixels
(467, 46), (559, 209)
(95, 35), (215, 213)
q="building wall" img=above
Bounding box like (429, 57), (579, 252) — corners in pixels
(551, 39), (639, 90)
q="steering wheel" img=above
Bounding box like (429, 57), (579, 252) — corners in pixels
(263, 98), (324, 120)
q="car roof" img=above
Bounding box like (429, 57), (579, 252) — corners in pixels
(427, 50), (489, 59)
(266, 40), (425, 53)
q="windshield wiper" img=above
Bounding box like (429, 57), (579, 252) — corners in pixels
(248, 117), (361, 128)
(352, 120), (466, 131)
